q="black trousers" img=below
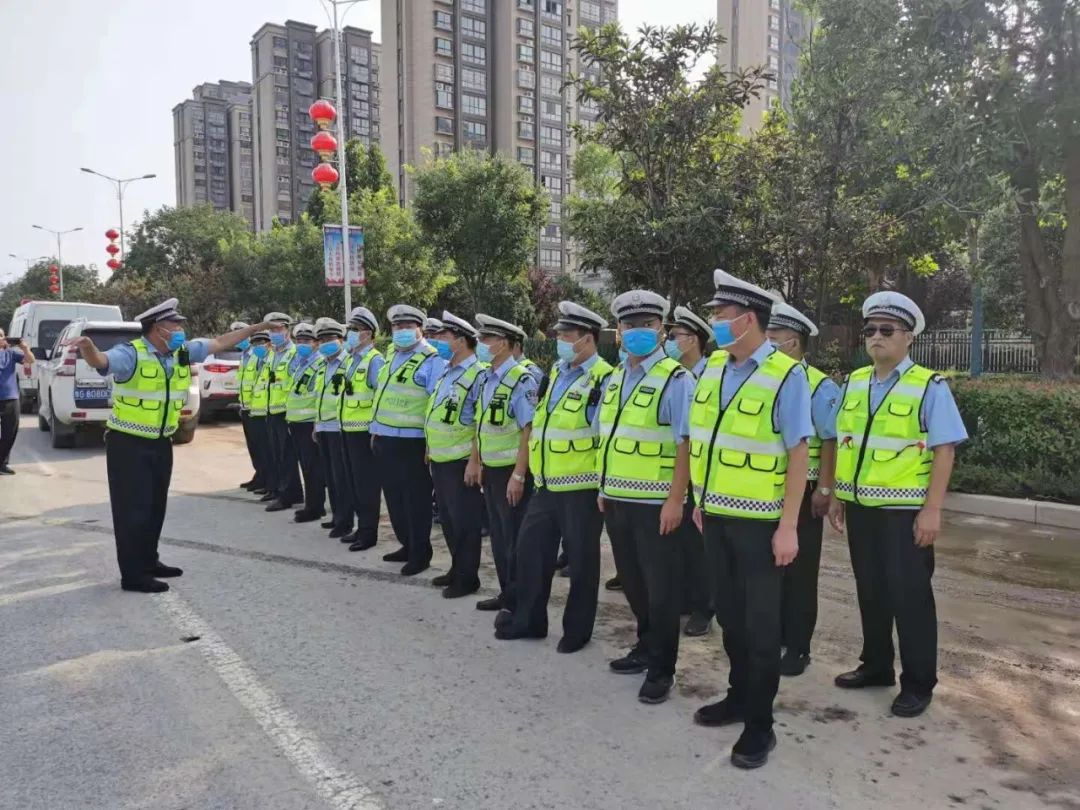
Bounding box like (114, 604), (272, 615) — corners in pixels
(105, 431), (173, 582)
(247, 415), (274, 493)
(483, 464), (534, 600)
(846, 503), (938, 696)
(0, 398), (18, 466)
(431, 459), (484, 589)
(343, 431), (382, 545)
(317, 431), (353, 532)
(605, 499), (682, 678)
(781, 484), (824, 655)
(373, 436), (432, 564)
(268, 413), (302, 505)
(704, 515), (783, 735)
(239, 410), (262, 486)
(677, 501), (712, 618)
(509, 488), (603, 646)
(289, 421), (325, 516)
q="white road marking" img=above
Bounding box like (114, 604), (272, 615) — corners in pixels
(158, 590), (384, 810)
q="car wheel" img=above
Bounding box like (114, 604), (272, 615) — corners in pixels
(49, 394), (76, 449)
(198, 405), (214, 424)
(38, 413), (49, 432)
(173, 420), (197, 445)
(21, 395), (35, 415)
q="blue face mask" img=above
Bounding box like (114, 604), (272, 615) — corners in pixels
(429, 338), (452, 360)
(621, 327), (659, 357)
(270, 332), (286, 347)
(345, 331), (360, 349)
(618, 347), (628, 364)
(295, 343), (314, 358)
(392, 329), (418, 350)
(318, 341), (340, 357)
(476, 343), (494, 364)
(237, 339), (250, 351)
(664, 338), (684, 361)
(166, 329), (186, 352)
(556, 338), (579, 363)
(252, 344), (269, 359)
(711, 319), (736, 348)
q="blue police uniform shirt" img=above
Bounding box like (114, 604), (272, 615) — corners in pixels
(805, 360), (841, 441)
(547, 353), (609, 424)
(287, 346), (318, 378)
(0, 347), (26, 401)
(479, 356), (538, 432)
(432, 353), (482, 427)
(98, 338), (212, 382)
(314, 349), (350, 433)
(691, 355), (708, 379)
(369, 341), (448, 438)
(518, 356), (546, 385)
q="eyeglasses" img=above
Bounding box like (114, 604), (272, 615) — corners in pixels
(861, 324), (908, 338)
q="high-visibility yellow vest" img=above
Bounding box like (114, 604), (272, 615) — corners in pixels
(835, 364), (935, 507)
(805, 363), (828, 482)
(596, 356), (682, 500)
(519, 356), (543, 381)
(250, 353), (271, 417)
(238, 351), (257, 410)
(267, 345), (297, 415)
(371, 346), (438, 430)
(529, 357), (613, 491)
(478, 362), (530, 467)
(315, 353), (349, 423)
(285, 354), (323, 423)
(425, 360), (483, 462)
(340, 347), (378, 433)
(107, 338), (190, 439)
(689, 348), (797, 520)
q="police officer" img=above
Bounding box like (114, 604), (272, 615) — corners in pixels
(313, 318), (354, 539)
(598, 291), (693, 705)
(688, 270), (812, 769)
(370, 305), (448, 575)
(423, 316), (445, 527)
(247, 330), (274, 496)
(495, 302), (612, 652)
(340, 307), (386, 551)
(264, 312), (303, 511)
(284, 322), (327, 524)
(468, 314), (538, 613)
(828, 291), (967, 719)
(69, 299), (268, 592)
(231, 321), (262, 490)
(765, 302), (841, 677)
(512, 339), (546, 385)
(664, 306), (716, 638)
(425, 311), (486, 597)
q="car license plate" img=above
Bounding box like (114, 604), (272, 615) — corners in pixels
(75, 386), (112, 408)
(223, 381), (238, 390)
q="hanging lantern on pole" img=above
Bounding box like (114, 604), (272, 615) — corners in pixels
(105, 228), (119, 241)
(309, 99), (337, 131)
(312, 163), (339, 190)
(106, 243), (120, 256)
(104, 229), (121, 271)
(49, 262), (60, 295)
(106, 258), (121, 271)
(311, 131), (338, 162)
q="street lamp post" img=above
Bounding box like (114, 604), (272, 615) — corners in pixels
(8, 253), (47, 272)
(31, 226), (83, 300)
(80, 168), (156, 262)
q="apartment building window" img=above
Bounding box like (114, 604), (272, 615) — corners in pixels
(518, 18), (535, 37)
(517, 68), (536, 89)
(518, 44), (535, 63)
(544, 224), (562, 239)
(540, 248), (560, 267)
(351, 64), (370, 82)
(462, 43), (486, 65)
(542, 99), (561, 121)
(518, 0), (534, 7)
(296, 57), (313, 75)
(461, 17), (486, 38)
(550, 200), (562, 218)
(768, 55), (780, 72)
(295, 78), (314, 96)
(436, 37), (453, 57)
(435, 63), (454, 82)
(435, 142), (454, 157)
(464, 120), (487, 140)
(518, 94), (535, 114)
(462, 93), (486, 116)
(273, 35), (287, 49)
(276, 127), (290, 140)
(543, 1), (563, 18)
(274, 73), (289, 88)
(275, 109), (288, 124)
(518, 147), (535, 164)
(518, 121), (535, 140)
(350, 45), (369, 64)
(355, 118), (370, 135)
(541, 50), (563, 71)
(462, 0), (485, 11)
(541, 24), (562, 46)
(580, 1), (600, 21)
(436, 116), (454, 134)
(434, 10), (453, 31)
(768, 34), (780, 51)
(436, 82), (454, 110)
(769, 15), (779, 30)
(273, 55), (288, 69)
(462, 67), (486, 91)
(540, 150), (562, 168)
(541, 74), (562, 97)
(770, 0), (780, 8)
(540, 125), (562, 146)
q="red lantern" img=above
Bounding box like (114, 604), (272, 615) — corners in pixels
(106, 243), (120, 256)
(105, 228), (119, 240)
(312, 162), (339, 189)
(311, 130), (338, 161)
(106, 259), (121, 271)
(49, 283), (59, 294)
(309, 99), (337, 130)
(49, 265), (59, 282)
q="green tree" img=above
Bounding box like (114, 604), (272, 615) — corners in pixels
(0, 261), (104, 328)
(307, 140), (395, 225)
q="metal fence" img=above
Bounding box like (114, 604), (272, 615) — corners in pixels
(910, 330), (1079, 374)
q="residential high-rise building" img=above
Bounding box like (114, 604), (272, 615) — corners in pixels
(173, 81), (255, 225)
(316, 27), (382, 149)
(381, 0), (618, 278)
(716, 0), (806, 130)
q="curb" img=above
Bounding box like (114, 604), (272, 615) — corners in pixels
(945, 492), (1080, 531)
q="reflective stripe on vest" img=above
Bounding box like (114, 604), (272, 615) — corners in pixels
(250, 356), (270, 416)
(425, 361), (483, 462)
(834, 364), (934, 507)
(595, 356), (680, 500)
(268, 346), (297, 415)
(107, 338), (190, 439)
(478, 363), (529, 467)
(372, 347), (438, 429)
(805, 363), (828, 481)
(340, 348), (378, 432)
(286, 355), (323, 423)
(529, 358), (612, 491)
(315, 355), (348, 423)
(688, 348), (796, 520)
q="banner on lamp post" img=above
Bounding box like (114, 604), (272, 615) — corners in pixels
(322, 224), (365, 287)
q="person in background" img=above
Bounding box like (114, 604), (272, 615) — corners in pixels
(829, 291), (967, 719)
(313, 318), (354, 540)
(245, 330), (274, 496)
(284, 322), (326, 525)
(424, 317), (446, 528)
(231, 321), (262, 491)
(0, 327), (33, 474)
(264, 312), (303, 512)
(512, 338), (546, 386)
(605, 327), (627, 594)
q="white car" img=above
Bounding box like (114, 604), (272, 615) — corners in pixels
(37, 320), (200, 448)
(198, 350), (243, 422)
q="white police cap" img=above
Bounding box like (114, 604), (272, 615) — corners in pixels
(863, 291), (926, 336)
(348, 306), (378, 333)
(441, 311), (479, 339)
(476, 314), (527, 342)
(611, 290), (670, 322)
(251, 330), (271, 342)
(768, 302), (819, 337)
(423, 317), (444, 335)
(134, 298), (186, 325)
(387, 304), (426, 326)
(292, 322), (316, 339)
(707, 269), (779, 311)
(314, 317), (346, 339)
(555, 301), (607, 332)
(670, 306), (712, 341)
(264, 311), (293, 326)
(229, 320), (249, 331)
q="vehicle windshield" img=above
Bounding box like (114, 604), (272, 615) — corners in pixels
(38, 320), (72, 357)
(84, 329), (140, 353)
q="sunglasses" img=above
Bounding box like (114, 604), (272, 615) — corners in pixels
(861, 324), (909, 338)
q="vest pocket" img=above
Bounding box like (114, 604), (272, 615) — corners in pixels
(562, 397), (584, 413)
(730, 398), (764, 437)
(837, 398), (865, 433)
(631, 389), (657, 409)
(549, 439), (571, 453)
(693, 387), (713, 404)
(884, 402), (914, 436)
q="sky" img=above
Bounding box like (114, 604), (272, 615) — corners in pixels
(0, 0), (717, 285)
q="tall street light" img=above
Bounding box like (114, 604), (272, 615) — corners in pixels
(8, 253), (47, 272)
(80, 168), (156, 262)
(31, 225), (83, 300)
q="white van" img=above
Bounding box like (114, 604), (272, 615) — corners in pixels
(7, 300), (123, 413)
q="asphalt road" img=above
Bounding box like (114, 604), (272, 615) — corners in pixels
(1, 416), (1078, 810)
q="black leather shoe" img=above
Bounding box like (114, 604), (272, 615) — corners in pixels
(834, 668), (896, 689)
(293, 510), (323, 524)
(121, 578), (169, 593)
(328, 526), (351, 539)
(400, 560), (430, 576)
(694, 697), (744, 727)
(259, 492), (278, 503)
(442, 582), (480, 599)
(251, 488), (269, 495)
(780, 650), (810, 677)
(605, 576), (622, 591)
(432, 573), (452, 587)
(350, 536), (377, 551)
(240, 479), (256, 489)
(731, 730), (777, 770)
(0, 465), (14, 475)
(557, 637), (588, 654)
(494, 625), (547, 641)
(265, 500), (290, 512)
(891, 691), (932, 718)
(476, 595), (503, 612)
(684, 612), (712, 637)
(320, 520), (335, 529)
(149, 563), (183, 578)
(638, 674), (673, 704)
(383, 547), (409, 563)
(493, 608), (512, 630)
(609, 649), (648, 675)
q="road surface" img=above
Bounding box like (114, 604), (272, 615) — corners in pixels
(1, 416), (1078, 809)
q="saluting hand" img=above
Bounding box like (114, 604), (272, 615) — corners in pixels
(772, 523), (798, 567)
(914, 505), (941, 547)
